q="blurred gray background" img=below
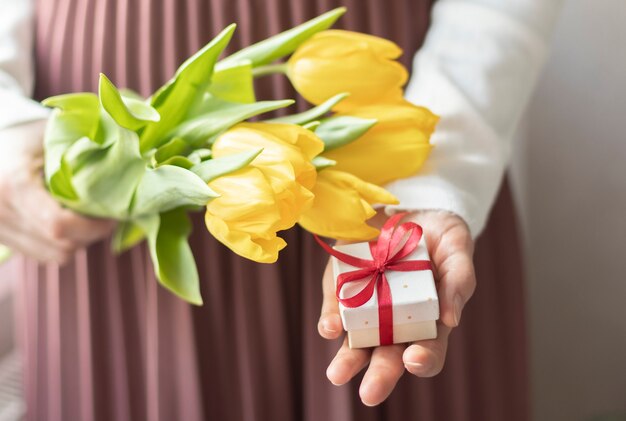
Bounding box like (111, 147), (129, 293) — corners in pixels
(509, 0), (626, 419)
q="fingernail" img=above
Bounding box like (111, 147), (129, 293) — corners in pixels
(322, 319), (337, 333)
(404, 361), (424, 370)
(453, 294), (463, 326)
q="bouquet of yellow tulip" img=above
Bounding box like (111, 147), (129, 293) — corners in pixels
(33, 8), (438, 304)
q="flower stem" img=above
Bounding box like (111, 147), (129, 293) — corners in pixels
(252, 63), (288, 77)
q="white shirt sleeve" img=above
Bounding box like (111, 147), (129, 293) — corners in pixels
(386, 0), (563, 237)
(0, 0), (49, 130)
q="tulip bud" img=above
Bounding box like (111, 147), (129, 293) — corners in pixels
(207, 122), (325, 262)
(323, 101), (439, 186)
(212, 122), (324, 230)
(287, 30), (409, 111)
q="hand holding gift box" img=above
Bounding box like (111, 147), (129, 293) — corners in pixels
(317, 212), (439, 348)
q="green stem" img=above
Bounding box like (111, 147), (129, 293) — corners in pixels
(252, 62), (289, 77)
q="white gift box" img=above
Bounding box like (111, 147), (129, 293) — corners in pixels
(331, 235), (439, 348)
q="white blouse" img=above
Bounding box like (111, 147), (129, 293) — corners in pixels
(0, 0), (563, 238)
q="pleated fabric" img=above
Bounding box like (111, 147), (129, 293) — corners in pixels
(16, 0), (529, 420)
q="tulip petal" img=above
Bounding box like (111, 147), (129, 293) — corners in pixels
(287, 30), (409, 110)
(205, 212), (287, 263)
(298, 170), (398, 241)
(325, 101), (439, 185)
(205, 167), (290, 263)
(236, 122), (324, 160)
(212, 122), (320, 213)
(302, 30), (403, 59)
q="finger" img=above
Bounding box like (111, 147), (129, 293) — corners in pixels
(0, 225), (73, 264)
(20, 183), (114, 246)
(318, 260), (342, 339)
(359, 344), (405, 406)
(47, 209), (115, 246)
(436, 251), (476, 328)
(326, 337), (371, 386)
(403, 324), (451, 377)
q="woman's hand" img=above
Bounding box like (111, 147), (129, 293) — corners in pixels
(318, 210), (476, 406)
(0, 120), (115, 264)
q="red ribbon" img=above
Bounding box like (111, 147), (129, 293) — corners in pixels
(315, 213), (432, 346)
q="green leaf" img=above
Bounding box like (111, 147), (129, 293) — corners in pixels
(302, 121), (320, 131)
(137, 211), (203, 305)
(0, 244), (12, 265)
(43, 92), (100, 112)
(141, 24), (237, 153)
(119, 88), (144, 101)
(42, 93), (102, 182)
(63, 137), (103, 172)
(209, 61), (255, 103)
(123, 97), (161, 122)
(316, 116), (378, 152)
(191, 149), (262, 183)
(68, 127), (146, 218)
(131, 165), (219, 217)
(158, 156), (195, 169)
(312, 156), (336, 170)
(111, 220), (146, 254)
(219, 7), (346, 68)
(270, 93), (348, 125)
(154, 137), (190, 164)
(188, 148), (212, 165)
(169, 98), (294, 147)
(99, 73), (160, 131)
(49, 156), (78, 200)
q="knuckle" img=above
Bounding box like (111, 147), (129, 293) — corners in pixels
(430, 337), (447, 358)
(48, 214), (70, 240)
(378, 359), (403, 378)
(370, 355), (404, 380)
(337, 348), (364, 368)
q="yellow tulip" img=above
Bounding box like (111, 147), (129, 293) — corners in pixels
(205, 167), (286, 263)
(298, 169), (399, 241)
(323, 101), (439, 186)
(212, 122), (324, 230)
(287, 30), (408, 111)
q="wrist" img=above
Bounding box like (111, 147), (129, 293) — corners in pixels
(0, 119), (47, 171)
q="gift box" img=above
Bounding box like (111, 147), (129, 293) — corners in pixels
(327, 216), (439, 348)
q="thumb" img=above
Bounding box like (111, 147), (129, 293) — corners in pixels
(318, 259), (343, 339)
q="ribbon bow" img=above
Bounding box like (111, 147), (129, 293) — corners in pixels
(315, 212), (432, 346)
